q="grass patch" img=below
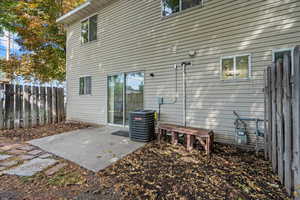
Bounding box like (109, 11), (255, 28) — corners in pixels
(48, 169), (86, 187)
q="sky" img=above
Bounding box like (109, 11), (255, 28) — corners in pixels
(0, 31), (22, 59)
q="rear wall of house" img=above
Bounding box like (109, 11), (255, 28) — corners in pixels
(66, 0), (300, 147)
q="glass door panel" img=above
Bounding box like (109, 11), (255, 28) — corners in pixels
(125, 72), (144, 125)
(108, 74), (124, 125)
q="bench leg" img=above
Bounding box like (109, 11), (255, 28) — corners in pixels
(186, 135), (195, 151)
(206, 136), (211, 155)
(210, 135), (214, 151)
(171, 131), (179, 145)
(158, 128), (162, 143)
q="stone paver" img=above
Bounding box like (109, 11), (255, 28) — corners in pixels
(0, 166), (6, 171)
(0, 160), (19, 167)
(44, 163), (67, 176)
(0, 154), (12, 161)
(3, 158), (57, 176)
(17, 145), (36, 151)
(27, 150), (43, 156)
(18, 155), (36, 160)
(7, 149), (27, 155)
(39, 153), (52, 159)
(0, 144), (22, 151)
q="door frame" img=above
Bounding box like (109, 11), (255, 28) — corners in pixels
(106, 71), (145, 127)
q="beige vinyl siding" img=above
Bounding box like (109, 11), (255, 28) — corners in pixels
(66, 0), (300, 147)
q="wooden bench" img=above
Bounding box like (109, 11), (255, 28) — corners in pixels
(157, 123), (214, 155)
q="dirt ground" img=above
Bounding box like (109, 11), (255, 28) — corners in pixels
(0, 122), (92, 142)
(0, 135), (290, 200)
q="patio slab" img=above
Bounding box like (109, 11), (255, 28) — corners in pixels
(28, 126), (145, 172)
(3, 158), (57, 176)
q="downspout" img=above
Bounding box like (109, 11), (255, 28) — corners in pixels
(181, 62), (191, 127)
(182, 63), (186, 127)
(158, 62), (191, 128)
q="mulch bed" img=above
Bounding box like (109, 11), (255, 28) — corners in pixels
(0, 122), (92, 142)
(0, 139), (290, 199)
(98, 142), (290, 200)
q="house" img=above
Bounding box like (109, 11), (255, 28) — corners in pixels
(57, 0), (300, 147)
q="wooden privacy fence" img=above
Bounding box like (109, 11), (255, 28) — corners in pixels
(264, 46), (300, 199)
(0, 83), (65, 129)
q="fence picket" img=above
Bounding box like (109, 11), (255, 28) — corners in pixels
(0, 84), (4, 130)
(282, 53), (293, 195)
(276, 59), (284, 183)
(271, 63), (278, 173)
(293, 47), (300, 200)
(266, 46), (300, 199)
(52, 87), (57, 123)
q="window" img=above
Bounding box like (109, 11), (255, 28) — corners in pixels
(79, 76), (92, 95)
(81, 15), (97, 44)
(162, 0), (202, 16)
(221, 55), (251, 80)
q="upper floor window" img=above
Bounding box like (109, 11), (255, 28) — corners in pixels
(81, 15), (97, 44)
(162, 0), (203, 17)
(221, 55), (251, 80)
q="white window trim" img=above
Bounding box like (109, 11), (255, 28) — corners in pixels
(81, 14), (97, 44)
(161, 0), (204, 18)
(220, 54), (252, 81)
(272, 47), (295, 75)
(79, 75), (92, 96)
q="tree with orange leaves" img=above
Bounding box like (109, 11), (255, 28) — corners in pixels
(0, 0), (85, 82)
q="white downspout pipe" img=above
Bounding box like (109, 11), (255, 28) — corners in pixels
(182, 63), (187, 127)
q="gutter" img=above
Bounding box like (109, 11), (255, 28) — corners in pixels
(56, 0), (92, 23)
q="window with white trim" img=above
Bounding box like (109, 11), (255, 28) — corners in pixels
(221, 55), (251, 80)
(161, 0), (203, 16)
(81, 15), (97, 44)
(79, 76), (92, 95)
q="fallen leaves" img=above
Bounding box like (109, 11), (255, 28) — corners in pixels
(98, 141), (290, 200)
(0, 122), (92, 142)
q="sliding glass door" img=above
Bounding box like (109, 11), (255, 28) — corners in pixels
(108, 74), (124, 125)
(125, 72), (144, 125)
(108, 72), (144, 126)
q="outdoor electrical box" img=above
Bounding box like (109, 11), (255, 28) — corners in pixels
(235, 128), (248, 145)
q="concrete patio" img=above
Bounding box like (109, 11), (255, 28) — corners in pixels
(28, 126), (145, 172)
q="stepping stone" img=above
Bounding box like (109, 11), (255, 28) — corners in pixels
(7, 149), (27, 155)
(18, 155), (36, 160)
(0, 166), (6, 171)
(0, 144), (22, 151)
(3, 158), (57, 176)
(0, 155), (12, 161)
(17, 145), (36, 151)
(44, 163), (67, 176)
(0, 160), (18, 167)
(39, 153), (52, 159)
(27, 150), (43, 156)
